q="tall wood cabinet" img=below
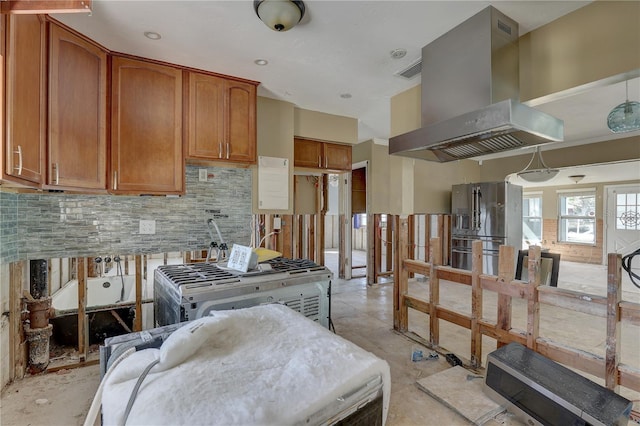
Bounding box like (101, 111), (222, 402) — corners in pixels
(3, 14), (46, 186)
(48, 23), (107, 191)
(185, 72), (256, 164)
(111, 56), (184, 194)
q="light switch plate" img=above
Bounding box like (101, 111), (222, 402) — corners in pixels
(199, 169), (207, 182)
(139, 219), (156, 234)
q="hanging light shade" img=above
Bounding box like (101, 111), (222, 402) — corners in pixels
(517, 147), (559, 183)
(254, 0), (305, 32)
(607, 80), (640, 133)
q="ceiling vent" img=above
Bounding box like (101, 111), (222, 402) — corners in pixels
(395, 59), (422, 80)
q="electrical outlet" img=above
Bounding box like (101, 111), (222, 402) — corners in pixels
(273, 217), (281, 230)
(199, 169), (207, 182)
(139, 219), (156, 234)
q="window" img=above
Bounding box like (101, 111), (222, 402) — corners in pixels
(616, 191), (640, 230)
(558, 191), (596, 244)
(523, 194), (542, 249)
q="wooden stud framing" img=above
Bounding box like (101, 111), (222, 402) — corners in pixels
(10, 261), (26, 380)
(392, 215), (640, 393)
(77, 257), (88, 361)
(526, 246), (541, 350)
(496, 245), (515, 348)
(428, 237), (441, 347)
(385, 216), (393, 273)
(281, 215), (293, 259)
(605, 253), (622, 390)
(367, 213), (376, 285)
(470, 239), (483, 368)
(424, 215), (431, 263)
(134, 255), (143, 332)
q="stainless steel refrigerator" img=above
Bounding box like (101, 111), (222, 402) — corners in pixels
(450, 182), (522, 275)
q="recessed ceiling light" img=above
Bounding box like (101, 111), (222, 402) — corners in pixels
(340, 93), (352, 99)
(144, 31), (161, 40)
(254, 59), (269, 66)
(390, 48), (407, 59)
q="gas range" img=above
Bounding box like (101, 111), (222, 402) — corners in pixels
(154, 257), (332, 328)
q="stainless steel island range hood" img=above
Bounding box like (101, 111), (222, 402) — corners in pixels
(389, 6), (563, 162)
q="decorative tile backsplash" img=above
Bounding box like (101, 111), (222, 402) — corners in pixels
(0, 166), (253, 263)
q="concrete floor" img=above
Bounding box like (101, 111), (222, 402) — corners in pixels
(1, 251), (639, 425)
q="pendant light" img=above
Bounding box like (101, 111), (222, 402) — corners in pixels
(517, 147), (559, 183)
(254, 0), (305, 32)
(607, 80), (640, 133)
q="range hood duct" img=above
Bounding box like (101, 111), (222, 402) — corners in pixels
(389, 6), (563, 162)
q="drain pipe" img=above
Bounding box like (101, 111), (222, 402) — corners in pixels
(23, 260), (53, 373)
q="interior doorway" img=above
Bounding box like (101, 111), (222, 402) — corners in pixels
(351, 166), (367, 278)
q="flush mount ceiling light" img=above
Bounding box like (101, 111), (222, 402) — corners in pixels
(569, 174), (586, 184)
(390, 48), (407, 59)
(254, 59), (268, 66)
(143, 31), (161, 40)
(607, 80), (640, 133)
(517, 147), (559, 183)
(254, 0), (305, 32)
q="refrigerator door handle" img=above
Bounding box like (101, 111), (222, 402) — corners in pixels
(474, 186), (481, 231)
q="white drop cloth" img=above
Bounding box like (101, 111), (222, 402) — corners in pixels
(102, 304), (390, 426)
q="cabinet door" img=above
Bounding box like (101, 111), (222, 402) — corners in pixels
(294, 138), (323, 168)
(4, 14), (46, 185)
(323, 143), (352, 170)
(225, 80), (256, 163)
(48, 23), (107, 190)
(111, 56), (183, 194)
(185, 72), (225, 159)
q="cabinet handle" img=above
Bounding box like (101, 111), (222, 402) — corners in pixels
(226, 142), (230, 160)
(52, 163), (59, 185)
(14, 145), (23, 175)
(218, 141), (223, 159)
(113, 170), (118, 191)
(325, 155), (328, 168)
(318, 155), (321, 168)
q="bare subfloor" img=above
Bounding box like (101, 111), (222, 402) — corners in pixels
(1, 252), (639, 425)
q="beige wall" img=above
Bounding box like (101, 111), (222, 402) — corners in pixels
(294, 109), (358, 144)
(520, 1), (640, 102)
(254, 97), (359, 214)
(253, 97), (295, 214)
(389, 80), (481, 214)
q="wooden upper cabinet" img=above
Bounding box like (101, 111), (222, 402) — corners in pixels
(225, 80), (256, 163)
(3, 14), (46, 186)
(111, 56), (184, 195)
(48, 23), (107, 191)
(294, 138), (352, 171)
(294, 138), (323, 168)
(1, 1), (92, 14)
(186, 72), (224, 159)
(323, 143), (352, 170)
(185, 72), (256, 164)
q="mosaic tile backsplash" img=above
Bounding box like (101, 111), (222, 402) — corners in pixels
(0, 166), (252, 263)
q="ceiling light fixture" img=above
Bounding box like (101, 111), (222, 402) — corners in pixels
(254, 0), (305, 32)
(607, 80), (640, 133)
(254, 59), (268, 66)
(390, 48), (407, 59)
(569, 174), (585, 184)
(143, 31), (161, 40)
(340, 93), (352, 99)
(516, 147), (559, 183)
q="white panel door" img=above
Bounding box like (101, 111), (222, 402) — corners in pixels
(606, 185), (640, 256)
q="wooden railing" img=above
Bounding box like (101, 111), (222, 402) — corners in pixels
(393, 216), (640, 393)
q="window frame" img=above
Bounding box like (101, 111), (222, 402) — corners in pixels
(522, 192), (543, 249)
(557, 189), (597, 245)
